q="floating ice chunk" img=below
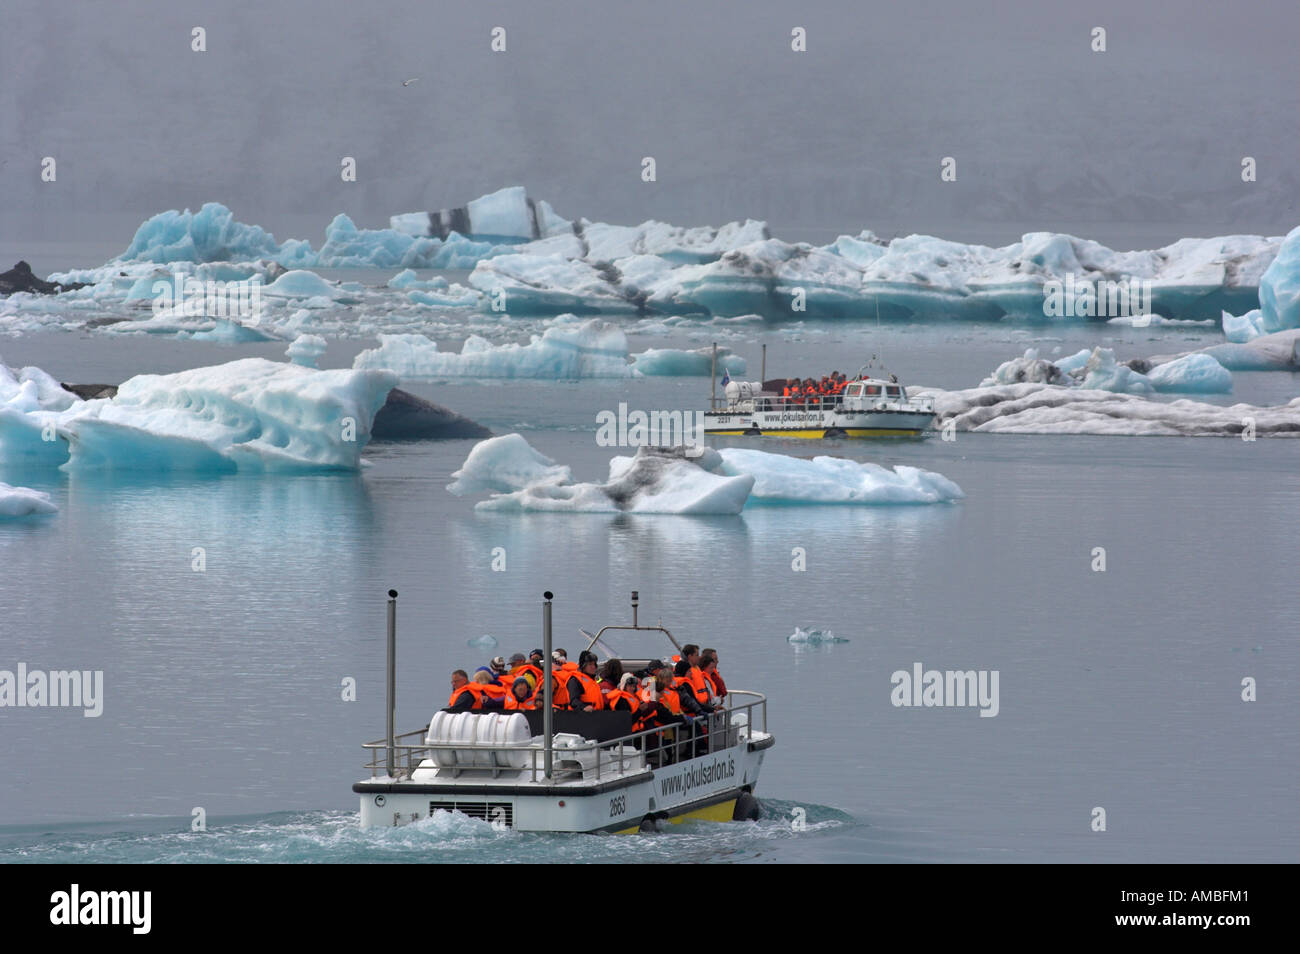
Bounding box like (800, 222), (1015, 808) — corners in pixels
(1259, 225), (1300, 334)
(286, 334), (328, 368)
(920, 382), (1300, 437)
(466, 634), (499, 649)
(263, 270), (343, 300)
(1222, 309), (1266, 343)
(582, 218), (768, 264)
(468, 254), (638, 315)
(981, 349), (1067, 386)
(1106, 314), (1213, 328)
(387, 269), (448, 291)
(631, 347), (746, 376)
(787, 627), (848, 644)
(1145, 353), (1232, 393)
(477, 446), (754, 515)
(188, 319), (279, 343)
(48, 358), (396, 472)
(353, 319), (634, 378)
(0, 482), (57, 518)
(675, 239), (867, 319)
(1079, 348), (1153, 393)
(713, 448), (964, 504)
(447, 433), (572, 495)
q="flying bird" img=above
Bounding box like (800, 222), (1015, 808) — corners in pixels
(402, 78), (419, 87)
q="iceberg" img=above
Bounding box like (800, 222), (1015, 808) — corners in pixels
(1, 357), (396, 472)
(1258, 225), (1300, 335)
(0, 482), (57, 518)
(631, 347), (746, 376)
(116, 202), (308, 264)
(714, 448), (964, 504)
(476, 446), (755, 515)
(449, 436), (965, 513)
(468, 254), (639, 315)
(921, 383), (1300, 437)
(1144, 353), (1232, 394)
(447, 434), (572, 495)
(353, 319), (634, 378)
(392, 186), (573, 243)
(286, 334), (328, 368)
(1222, 308), (1266, 343)
(787, 627), (849, 644)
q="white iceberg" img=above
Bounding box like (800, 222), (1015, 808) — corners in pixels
(1145, 353), (1232, 394)
(2, 357), (396, 472)
(447, 434), (573, 495)
(631, 347), (746, 376)
(449, 436), (965, 513)
(714, 448), (964, 505)
(1259, 225), (1300, 335)
(353, 319), (634, 379)
(920, 383), (1300, 437)
(286, 334), (328, 368)
(0, 482), (57, 518)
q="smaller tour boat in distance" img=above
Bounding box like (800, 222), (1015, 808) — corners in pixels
(703, 345), (935, 439)
(355, 590), (774, 833)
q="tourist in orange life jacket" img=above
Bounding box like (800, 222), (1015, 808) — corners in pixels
(565, 651), (604, 711)
(474, 656), (508, 686)
(633, 667), (683, 731)
(501, 675), (537, 710)
(506, 652), (544, 689)
(447, 669), (507, 711)
(677, 644), (712, 707)
(672, 660), (714, 717)
(604, 672), (640, 712)
(700, 648), (726, 700)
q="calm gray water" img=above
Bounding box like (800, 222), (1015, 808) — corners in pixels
(1, 322), (1298, 862)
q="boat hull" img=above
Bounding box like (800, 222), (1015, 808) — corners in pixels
(356, 735), (772, 833)
(705, 408), (934, 438)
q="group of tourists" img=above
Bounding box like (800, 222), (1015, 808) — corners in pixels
(446, 644), (728, 738)
(781, 371), (849, 403)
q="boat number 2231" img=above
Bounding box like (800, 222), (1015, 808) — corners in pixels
(609, 794), (627, 817)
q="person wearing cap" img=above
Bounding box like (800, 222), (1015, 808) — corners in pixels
(502, 674), (537, 710)
(474, 656), (508, 685)
(565, 650), (604, 711)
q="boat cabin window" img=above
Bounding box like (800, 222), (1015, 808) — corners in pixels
(846, 384), (863, 397)
(885, 386), (901, 397)
(865, 385), (881, 395)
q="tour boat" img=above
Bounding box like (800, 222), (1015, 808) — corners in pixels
(355, 591), (774, 833)
(705, 375), (935, 438)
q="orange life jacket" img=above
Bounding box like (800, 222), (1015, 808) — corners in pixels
(550, 669), (570, 707)
(680, 666), (710, 705)
(509, 664), (543, 687)
(449, 682), (504, 709)
(604, 688), (638, 712)
(568, 671), (604, 710)
(503, 693), (535, 710)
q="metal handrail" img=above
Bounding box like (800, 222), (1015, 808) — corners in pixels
(361, 691), (769, 781)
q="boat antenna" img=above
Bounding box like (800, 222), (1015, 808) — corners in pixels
(386, 589), (397, 779)
(542, 591), (554, 781)
(631, 589), (639, 627)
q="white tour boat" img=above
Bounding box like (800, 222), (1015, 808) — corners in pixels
(703, 347), (935, 439)
(355, 590), (774, 833)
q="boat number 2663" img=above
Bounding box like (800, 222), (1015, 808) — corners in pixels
(609, 794), (627, 817)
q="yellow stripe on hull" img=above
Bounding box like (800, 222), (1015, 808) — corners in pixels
(708, 429), (925, 438)
(613, 798), (737, 834)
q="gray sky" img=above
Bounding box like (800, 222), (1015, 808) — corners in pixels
(4, 0), (1299, 253)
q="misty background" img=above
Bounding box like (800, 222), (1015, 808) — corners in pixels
(4, 0), (1299, 260)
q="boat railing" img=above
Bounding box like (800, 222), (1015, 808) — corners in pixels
(362, 690), (768, 783)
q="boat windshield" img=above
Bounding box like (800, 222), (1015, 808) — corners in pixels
(581, 625), (680, 664)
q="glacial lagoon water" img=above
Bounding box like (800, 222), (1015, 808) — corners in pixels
(1, 320), (1298, 862)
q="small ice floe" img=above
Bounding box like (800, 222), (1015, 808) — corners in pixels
(787, 627), (848, 644)
(0, 482), (57, 518)
(466, 634), (499, 648)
